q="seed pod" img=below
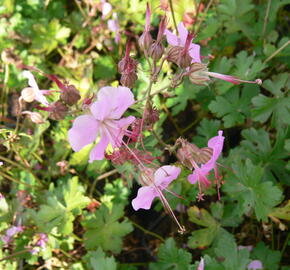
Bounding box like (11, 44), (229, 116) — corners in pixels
(22, 111), (45, 124)
(167, 46), (192, 68)
(60, 85), (81, 106)
(48, 101), (68, 120)
(188, 63), (210, 85)
(149, 42), (164, 61)
(21, 87), (35, 103)
(120, 72), (138, 88)
(139, 31), (153, 52)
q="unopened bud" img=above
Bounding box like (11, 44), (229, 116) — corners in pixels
(188, 63), (210, 85)
(22, 111), (45, 124)
(139, 31), (153, 52)
(21, 87), (35, 102)
(176, 138), (213, 169)
(144, 103), (159, 128)
(48, 101), (68, 120)
(149, 42), (164, 61)
(60, 85), (81, 106)
(118, 57), (138, 74)
(120, 73), (138, 88)
(167, 46), (192, 68)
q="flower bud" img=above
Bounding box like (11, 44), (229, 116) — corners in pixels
(60, 85), (81, 106)
(139, 31), (153, 52)
(21, 87), (35, 102)
(48, 101), (68, 120)
(22, 111), (45, 124)
(149, 42), (164, 61)
(188, 63), (210, 85)
(144, 102), (159, 128)
(118, 57), (138, 75)
(167, 46), (192, 68)
(120, 73), (138, 88)
(176, 138), (213, 169)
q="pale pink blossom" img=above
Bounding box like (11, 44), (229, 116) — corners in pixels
(165, 22), (201, 63)
(197, 257), (205, 270)
(2, 225), (23, 246)
(101, 0), (112, 19)
(108, 13), (120, 44)
(132, 165), (181, 210)
(248, 260), (263, 270)
(68, 86), (135, 162)
(188, 130), (224, 186)
(22, 70), (49, 106)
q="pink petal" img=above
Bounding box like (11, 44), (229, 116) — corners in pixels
(90, 98), (111, 121)
(89, 131), (109, 162)
(248, 260), (263, 270)
(22, 70), (49, 106)
(110, 116), (136, 146)
(198, 258), (205, 270)
(68, 115), (99, 152)
(188, 167), (211, 187)
(131, 186), (157, 210)
(102, 2), (112, 18)
(164, 29), (179, 46)
(189, 44), (201, 63)
(91, 86), (135, 120)
(204, 130), (224, 169)
(177, 22), (188, 45)
(154, 165), (181, 189)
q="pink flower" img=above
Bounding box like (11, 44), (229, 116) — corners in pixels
(197, 258), (205, 270)
(165, 22), (201, 63)
(2, 225), (23, 246)
(205, 72), (262, 85)
(132, 165), (181, 210)
(108, 13), (120, 44)
(188, 130), (224, 186)
(101, 0), (112, 19)
(22, 70), (49, 106)
(248, 260), (263, 270)
(68, 86), (135, 162)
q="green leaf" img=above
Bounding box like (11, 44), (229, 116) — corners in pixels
(84, 248), (117, 270)
(223, 159), (283, 221)
(214, 232), (250, 270)
(232, 127), (290, 184)
(270, 200), (290, 221)
(187, 206), (220, 249)
(252, 242), (281, 270)
(82, 204), (133, 253)
(149, 238), (192, 270)
(252, 73), (290, 126)
(209, 84), (259, 127)
(32, 177), (89, 235)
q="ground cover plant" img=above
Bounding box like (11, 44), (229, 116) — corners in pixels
(0, 0), (289, 269)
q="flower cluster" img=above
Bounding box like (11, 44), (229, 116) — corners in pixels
(18, 3), (262, 232)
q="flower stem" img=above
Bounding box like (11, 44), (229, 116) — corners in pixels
(264, 40), (290, 63)
(129, 219), (165, 241)
(169, 0), (178, 33)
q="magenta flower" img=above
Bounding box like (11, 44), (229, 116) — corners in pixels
(248, 260), (263, 270)
(22, 70), (49, 106)
(68, 86), (135, 162)
(165, 22), (201, 63)
(188, 130), (224, 200)
(132, 165), (181, 210)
